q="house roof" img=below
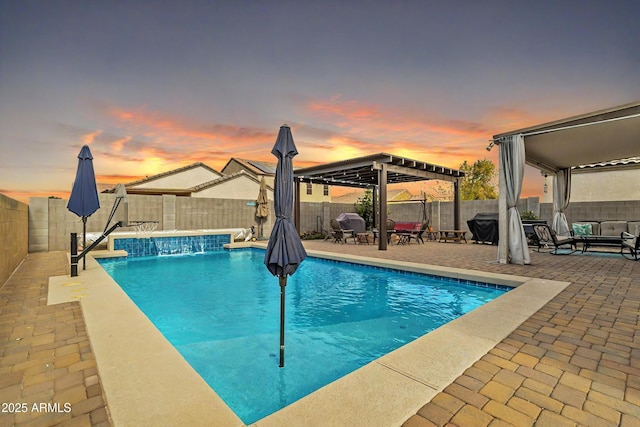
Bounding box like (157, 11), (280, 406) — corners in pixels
(192, 170), (274, 193)
(493, 101), (640, 173)
(124, 162), (222, 188)
(222, 158), (278, 176)
(111, 188), (193, 196)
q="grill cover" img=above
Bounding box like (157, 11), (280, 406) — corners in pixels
(337, 213), (366, 234)
(467, 212), (499, 245)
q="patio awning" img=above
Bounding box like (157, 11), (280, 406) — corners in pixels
(493, 101), (640, 173)
(294, 153), (464, 250)
(492, 101), (640, 264)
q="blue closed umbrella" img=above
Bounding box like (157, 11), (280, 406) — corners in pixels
(67, 145), (100, 269)
(264, 125), (307, 367)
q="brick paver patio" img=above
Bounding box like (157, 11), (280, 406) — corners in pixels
(1, 241), (639, 426)
(0, 252), (111, 427)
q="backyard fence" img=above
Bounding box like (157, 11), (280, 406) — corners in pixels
(22, 194), (640, 253)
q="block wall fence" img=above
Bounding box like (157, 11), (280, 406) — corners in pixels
(22, 194), (640, 253)
(1, 194), (28, 286)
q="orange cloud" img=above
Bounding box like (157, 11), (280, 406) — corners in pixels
(307, 95), (383, 122)
(108, 107), (273, 149)
(300, 96), (496, 171)
(81, 130), (102, 145)
(86, 99), (543, 199)
(110, 136), (131, 152)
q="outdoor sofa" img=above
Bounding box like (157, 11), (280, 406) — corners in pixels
(571, 220), (640, 253)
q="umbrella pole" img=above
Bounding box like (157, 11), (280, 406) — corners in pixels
(279, 275), (287, 368)
(82, 217), (87, 270)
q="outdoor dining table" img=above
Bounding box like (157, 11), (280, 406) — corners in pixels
(437, 230), (468, 243)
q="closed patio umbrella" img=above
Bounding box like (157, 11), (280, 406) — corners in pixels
(67, 145), (100, 270)
(256, 176), (269, 238)
(263, 125), (307, 368)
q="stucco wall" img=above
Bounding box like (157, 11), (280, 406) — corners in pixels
(542, 167), (640, 203)
(1, 193), (28, 286)
(194, 177), (273, 200)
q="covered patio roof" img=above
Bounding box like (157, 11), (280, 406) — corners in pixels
(294, 153), (465, 250)
(493, 101), (640, 173)
(492, 101), (640, 264)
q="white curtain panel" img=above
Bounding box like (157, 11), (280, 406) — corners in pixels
(552, 168), (571, 236)
(499, 134), (531, 265)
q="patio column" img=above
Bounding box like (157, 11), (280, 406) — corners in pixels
(372, 185), (377, 230)
(378, 164), (388, 250)
(453, 179), (461, 230)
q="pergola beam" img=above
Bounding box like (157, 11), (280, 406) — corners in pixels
(372, 162), (461, 183)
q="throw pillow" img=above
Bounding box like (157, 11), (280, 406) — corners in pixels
(572, 223), (592, 236)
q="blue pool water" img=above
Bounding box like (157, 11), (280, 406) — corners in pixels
(98, 249), (508, 423)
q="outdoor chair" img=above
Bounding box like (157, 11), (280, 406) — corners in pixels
(532, 224), (577, 254)
(330, 218), (356, 244)
(398, 221), (429, 245)
(621, 232), (639, 261)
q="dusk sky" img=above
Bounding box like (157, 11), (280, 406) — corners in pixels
(1, 1), (638, 203)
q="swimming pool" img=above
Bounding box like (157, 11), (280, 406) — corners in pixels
(98, 249), (508, 424)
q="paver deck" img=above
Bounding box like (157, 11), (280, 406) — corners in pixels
(0, 252), (111, 427)
(1, 241), (639, 426)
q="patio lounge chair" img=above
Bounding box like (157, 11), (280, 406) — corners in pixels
(532, 224), (577, 254)
(621, 232), (639, 260)
(330, 218), (356, 244)
(398, 221), (429, 245)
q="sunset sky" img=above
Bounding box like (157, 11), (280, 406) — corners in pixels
(1, 1), (638, 203)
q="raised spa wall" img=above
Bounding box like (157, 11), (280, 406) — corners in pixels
(107, 230), (234, 257)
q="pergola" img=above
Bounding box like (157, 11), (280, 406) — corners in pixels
(492, 101), (640, 264)
(293, 153), (465, 250)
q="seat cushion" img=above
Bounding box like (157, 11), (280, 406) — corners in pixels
(600, 221), (628, 236)
(628, 221), (640, 237)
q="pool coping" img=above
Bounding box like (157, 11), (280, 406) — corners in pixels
(47, 246), (570, 427)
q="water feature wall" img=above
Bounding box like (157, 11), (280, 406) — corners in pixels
(113, 234), (231, 257)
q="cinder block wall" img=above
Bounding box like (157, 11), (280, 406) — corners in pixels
(32, 195), (275, 251)
(175, 197), (272, 232)
(540, 200), (640, 227)
(301, 197), (541, 234)
(30, 195), (640, 251)
(1, 194), (28, 286)
(42, 194), (164, 251)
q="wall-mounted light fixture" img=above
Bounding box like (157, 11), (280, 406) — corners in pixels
(486, 141), (495, 152)
(543, 174), (548, 193)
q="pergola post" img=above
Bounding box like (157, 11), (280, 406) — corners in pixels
(372, 186), (377, 229)
(378, 164), (388, 250)
(453, 179), (461, 230)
